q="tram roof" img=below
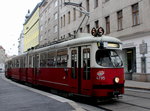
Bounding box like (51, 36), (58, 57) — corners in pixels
(32, 33), (122, 53)
(7, 33), (122, 60)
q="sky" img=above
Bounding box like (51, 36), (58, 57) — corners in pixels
(0, 0), (41, 56)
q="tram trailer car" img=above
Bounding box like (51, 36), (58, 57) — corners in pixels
(5, 33), (124, 98)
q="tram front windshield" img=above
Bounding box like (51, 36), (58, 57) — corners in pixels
(96, 50), (123, 68)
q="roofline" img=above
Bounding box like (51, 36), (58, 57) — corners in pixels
(24, 2), (42, 25)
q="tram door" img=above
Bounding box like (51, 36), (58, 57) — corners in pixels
(81, 47), (92, 95)
(33, 54), (40, 84)
(70, 48), (78, 93)
(70, 47), (92, 94)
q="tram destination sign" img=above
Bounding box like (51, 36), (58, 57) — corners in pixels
(139, 42), (147, 54)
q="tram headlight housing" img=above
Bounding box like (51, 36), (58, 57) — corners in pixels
(114, 77), (120, 84)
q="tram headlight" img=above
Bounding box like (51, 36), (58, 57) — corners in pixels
(114, 77), (120, 84)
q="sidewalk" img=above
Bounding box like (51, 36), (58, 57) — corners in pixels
(0, 73), (85, 111)
(125, 80), (150, 90)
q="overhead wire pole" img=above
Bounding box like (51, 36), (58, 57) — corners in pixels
(64, 2), (90, 37)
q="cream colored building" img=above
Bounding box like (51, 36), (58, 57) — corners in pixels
(39, 0), (150, 81)
(23, 3), (41, 52)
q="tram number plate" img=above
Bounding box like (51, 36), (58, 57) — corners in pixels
(96, 76), (105, 80)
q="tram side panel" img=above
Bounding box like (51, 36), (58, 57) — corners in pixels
(34, 49), (71, 92)
(36, 68), (70, 92)
(27, 68), (34, 84)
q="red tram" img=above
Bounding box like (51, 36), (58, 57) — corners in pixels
(5, 32), (124, 98)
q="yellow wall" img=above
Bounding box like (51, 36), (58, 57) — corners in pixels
(24, 8), (39, 52)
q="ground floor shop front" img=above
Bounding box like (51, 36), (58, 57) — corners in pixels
(120, 32), (150, 82)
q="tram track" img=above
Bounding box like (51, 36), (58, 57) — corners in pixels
(124, 93), (150, 100)
(118, 100), (150, 110)
(124, 88), (150, 99)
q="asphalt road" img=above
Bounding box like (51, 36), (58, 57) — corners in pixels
(77, 88), (150, 111)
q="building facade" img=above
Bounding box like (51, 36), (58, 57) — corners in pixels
(35, 0), (150, 81)
(39, 0), (59, 46)
(18, 30), (24, 55)
(23, 3), (41, 52)
(101, 0), (150, 81)
(0, 46), (6, 72)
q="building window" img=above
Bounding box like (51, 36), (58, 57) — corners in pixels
(54, 25), (58, 33)
(86, 24), (90, 33)
(86, 0), (90, 12)
(105, 16), (110, 34)
(73, 30), (76, 38)
(61, 0), (63, 8)
(54, 13), (58, 20)
(40, 26), (43, 31)
(73, 8), (76, 21)
(61, 17), (63, 28)
(117, 10), (123, 30)
(94, 0), (98, 8)
(40, 35), (43, 41)
(68, 11), (70, 24)
(80, 28), (82, 33)
(79, 7), (83, 17)
(55, 0), (58, 7)
(105, 0), (110, 2)
(48, 17), (50, 24)
(132, 3), (139, 26)
(63, 15), (65, 26)
(95, 20), (99, 28)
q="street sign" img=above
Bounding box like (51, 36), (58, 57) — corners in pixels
(140, 42), (147, 54)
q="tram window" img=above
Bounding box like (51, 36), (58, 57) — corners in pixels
(83, 48), (90, 80)
(25, 56), (28, 68)
(96, 50), (123, 67)
(20, 58), (23, 68)
(47, 51), (57, 67)
(15, 59), (20, 68)
(57, 49), (68, 68)
(40, 52), (47, 68)
(29, 56), (33, 68)
(35, 54), (40, 68)
(22, 57), (26, 68)
(71, 50), (77, 79)
(13, 60), (15, 68)
(8, 61), (12, 68)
